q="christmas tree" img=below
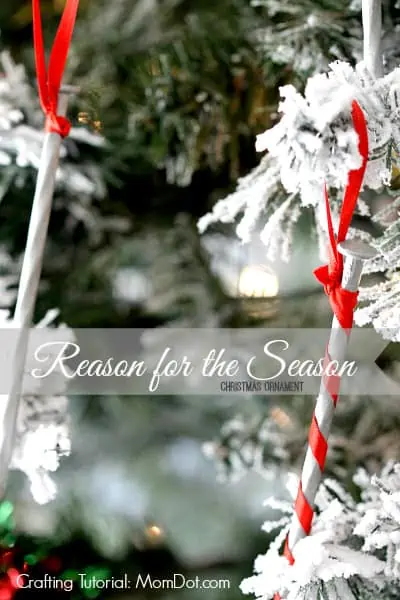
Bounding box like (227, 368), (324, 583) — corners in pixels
(200, 1), (400, 599)
(0, 1), (399, 600)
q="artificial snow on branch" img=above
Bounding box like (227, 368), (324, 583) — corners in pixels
(199, 59), (400, 339)
(355, 194), (400, 339)
(203, 413), (290, 482)
(353, 462), (400, 579)
(0, 51), (106, 203)
(0, 309), (73, 505)
(255, 60), (400, 197)
(252, 0), (363, 74)
(242, 464), (400, 600)
(197, 154), (301, 262)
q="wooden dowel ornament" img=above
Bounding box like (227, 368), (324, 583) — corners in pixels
(0, 0), (80, 493)
(274, 1), (382, 597)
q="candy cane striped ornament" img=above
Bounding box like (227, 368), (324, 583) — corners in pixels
(273, 104), (378, 600)
(285, 245), (377, 561)
(282, 99), (376, 563)
(273, 0), (383, 591)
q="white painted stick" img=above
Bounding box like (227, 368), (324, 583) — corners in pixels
(362, 0), (383, 77)
(0, 88), (75, 494)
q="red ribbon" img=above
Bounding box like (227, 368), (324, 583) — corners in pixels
(32, 0), (80, 137)
(273, 102), (369, 600)
(313, 101), (369, 331)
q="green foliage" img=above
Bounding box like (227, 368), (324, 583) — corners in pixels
(253, 0), (363, 77)
(122, 14), (269, 185)
(66, 0), (271, 186)
(0, 3), (399, 598)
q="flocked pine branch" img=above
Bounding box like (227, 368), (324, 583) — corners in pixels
(242, 463), (400, 600)
(203, 412), (290, 482)
(198, 154), (301, 263)
(0, 308), (73, 505)
(355, 192), (400, 339)
(251, 0), (363, 74)
(0, 51), (106, 214)
(353, 462), (400, 579)
(200, 59), (400, 339)
(202, 59), (400, 220)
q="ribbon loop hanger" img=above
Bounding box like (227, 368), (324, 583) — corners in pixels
(313, 100), (369, 330)
(32, 0), (80, 137)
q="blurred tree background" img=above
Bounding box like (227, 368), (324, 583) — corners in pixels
(0, 1), (399, 600)
(0, 2), (282, 598)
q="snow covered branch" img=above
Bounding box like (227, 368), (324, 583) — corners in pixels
(0, 309), (73, 505)
(199, 60), (400, 339)
(242, 464), (400, 600)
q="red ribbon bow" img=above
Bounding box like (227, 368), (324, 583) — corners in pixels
(313, 100), (369, 331)
(32, 0), (80, 138)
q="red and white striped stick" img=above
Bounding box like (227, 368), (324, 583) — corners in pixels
(273, 3), (383, 596)
(284, 239), (376, 562)
(274, 101), (377, 598)
(280, 0), (384, 567)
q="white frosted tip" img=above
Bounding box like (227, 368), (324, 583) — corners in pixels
(337, 239), (378, 260)
(59, 84), (81, 95)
